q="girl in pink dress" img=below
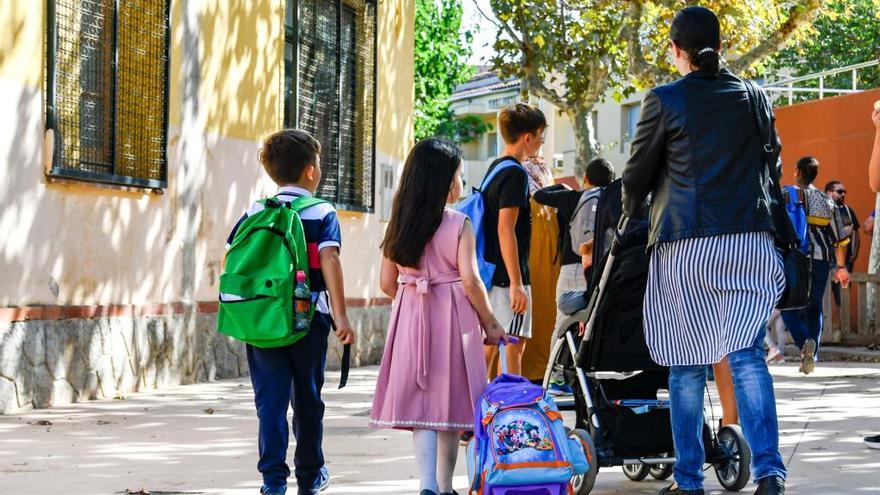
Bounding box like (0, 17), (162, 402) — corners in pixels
(371, 138), (509, 495)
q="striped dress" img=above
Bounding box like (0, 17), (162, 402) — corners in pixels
(643, 232), (785, 367)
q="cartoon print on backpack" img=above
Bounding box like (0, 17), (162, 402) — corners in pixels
(494, 419), (554, 456)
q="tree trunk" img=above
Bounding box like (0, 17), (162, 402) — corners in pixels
(867, 194), (880, 330)
(569, 107), (599, 178)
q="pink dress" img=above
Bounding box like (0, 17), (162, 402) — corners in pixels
(370, 209), (488, 431)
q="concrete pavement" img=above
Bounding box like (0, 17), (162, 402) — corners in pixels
(1, 363), (879, 495)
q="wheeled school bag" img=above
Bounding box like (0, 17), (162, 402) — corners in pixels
(467, 343), (589, 495)
(455, 159), (528, 289)
(217, 196), (326, 348)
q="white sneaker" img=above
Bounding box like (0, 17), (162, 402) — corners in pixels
(765, 347), (784, 364)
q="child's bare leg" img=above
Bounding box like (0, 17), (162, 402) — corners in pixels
(713, 357), (739, 426)
(503, 338), (527, 376)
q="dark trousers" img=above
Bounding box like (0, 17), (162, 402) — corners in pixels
(247, 312), (331, 493)
(781, 258), (831, 352)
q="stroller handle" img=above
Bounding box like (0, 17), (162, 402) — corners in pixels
(611, 215), (631, 255)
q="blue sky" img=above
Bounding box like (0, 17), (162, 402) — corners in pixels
(462, 0), (498, 66)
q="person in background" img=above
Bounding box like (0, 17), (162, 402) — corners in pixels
(764, 310), (788, 364)
(534, 158), (615, 394)
(825, 180), (859, 306)
(863, 102), (880, 451)
(522, 155), (563, 380)
(481, 103), (546, 377)
(780, 157), (850, 375)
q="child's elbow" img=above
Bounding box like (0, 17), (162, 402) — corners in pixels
(380, 279), (398, 298)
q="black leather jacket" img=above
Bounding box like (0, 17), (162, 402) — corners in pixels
(622, 69), (780, 248)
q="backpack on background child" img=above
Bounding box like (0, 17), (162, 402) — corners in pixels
(456, 159), (529, 289)
(568, 187), (603, 257)
(781, 185), (809, 254)
(467, 341), (589, 495)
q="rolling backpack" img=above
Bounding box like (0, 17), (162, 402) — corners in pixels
(782, 185), (809, 254)
(466, 343), (589, 495)
(456, 159), (529, 289)
(217, 196), (326, 348)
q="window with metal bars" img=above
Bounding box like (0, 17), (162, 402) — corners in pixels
(45, 0), (170, 189)
(285, 0), (377, 211)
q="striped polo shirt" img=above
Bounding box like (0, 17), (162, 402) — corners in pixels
(226, 186), (342, 315)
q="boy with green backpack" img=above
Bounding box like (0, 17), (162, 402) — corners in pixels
(218, 129), (355, 495)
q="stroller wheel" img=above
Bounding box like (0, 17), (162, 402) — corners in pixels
(622, 463), (650, 481)
(649, 461), (674, 481)
(569, 428), (598, 495)
(713, 424), (752, 492)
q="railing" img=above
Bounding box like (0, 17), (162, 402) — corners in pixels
(827, 272), (880, 345)
(762, 59), (880, 106)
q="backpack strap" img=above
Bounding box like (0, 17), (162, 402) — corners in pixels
(479, 159), (526, 192)
(288, 195), (328, 213)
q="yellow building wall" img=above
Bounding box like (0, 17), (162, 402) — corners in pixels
(0, 0), (414, 307)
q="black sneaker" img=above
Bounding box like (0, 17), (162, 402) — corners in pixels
(754, 475), (785, 495)
(865, 434), (880, 449)
(659, 484), (704, 495)
(420, 491), (438, 495)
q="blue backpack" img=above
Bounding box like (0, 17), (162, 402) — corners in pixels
(455, 160), (528, 289)
(782, 185), (809, 254)
(466, 344), (588, 495)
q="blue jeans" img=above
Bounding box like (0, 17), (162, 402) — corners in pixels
(247, 313), (331, 494)
(781, 258), (831, 353)
(668, 332), (786, 490)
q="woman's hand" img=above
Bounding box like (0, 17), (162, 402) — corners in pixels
(484, 319), (511, 345)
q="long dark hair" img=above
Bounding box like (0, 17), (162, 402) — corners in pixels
(670, 6), (722, 76)
(381, 138), (462, 268)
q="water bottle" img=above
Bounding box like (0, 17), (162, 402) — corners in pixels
(294, 270), (310, 331)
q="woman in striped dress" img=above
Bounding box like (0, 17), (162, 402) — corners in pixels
(622, 7), (787, 495)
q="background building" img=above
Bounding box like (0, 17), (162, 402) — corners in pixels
(0, 0), (414, 413)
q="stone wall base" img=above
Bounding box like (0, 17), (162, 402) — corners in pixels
(0, 304), (390, 414)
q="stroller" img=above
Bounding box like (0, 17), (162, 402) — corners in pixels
(542, 180), (752, 494)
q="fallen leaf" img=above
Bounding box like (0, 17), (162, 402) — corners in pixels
(97, 420), (113, 425)
(31, 420), (52, 426)
(203, 407), (215, 414)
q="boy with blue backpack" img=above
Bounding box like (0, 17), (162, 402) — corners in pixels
(219, 129), (355, 495)
(476, 103), (547, 377)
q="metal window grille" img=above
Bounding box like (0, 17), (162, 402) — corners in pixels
(285, 0), (377, 211)
(46, 0), (170, 189)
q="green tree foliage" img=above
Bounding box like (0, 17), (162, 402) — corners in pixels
(414, 0), (490, 143)
(486, 0), (826, 174)
(762, 0), (880, 102)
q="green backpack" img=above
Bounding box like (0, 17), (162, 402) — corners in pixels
(217, 196), (326, 348)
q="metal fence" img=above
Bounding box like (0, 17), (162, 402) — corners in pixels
(762, 59), (880, 107)
(46, 0), (170, 189)
(828, 273), (880, 345)
(285, 0), (377, 211)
